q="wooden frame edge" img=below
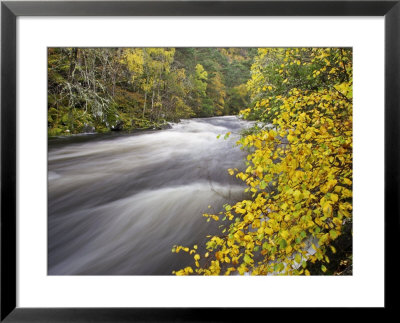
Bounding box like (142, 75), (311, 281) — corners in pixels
(1, 0), (398, 321)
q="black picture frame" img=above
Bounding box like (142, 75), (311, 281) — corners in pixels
(1, 0), (398, 321)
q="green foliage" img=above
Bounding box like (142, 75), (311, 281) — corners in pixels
(247, 48), (352, 123)
(227, 84), (249, 115)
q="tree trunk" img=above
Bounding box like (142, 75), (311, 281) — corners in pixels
(151, 90), (155, 116)
(68, 48), (78, 80)
(143, 91), (147, 118)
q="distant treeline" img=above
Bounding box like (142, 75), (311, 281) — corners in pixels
(48, 47), (256, 136)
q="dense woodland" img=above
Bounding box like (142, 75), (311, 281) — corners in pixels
(48, 47), (255, 136)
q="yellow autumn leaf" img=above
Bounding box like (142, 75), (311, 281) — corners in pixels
(281, 230), (290, 240)
(264, 227), (274, 235)
(330, 193), (338, 202)
(293, 190), (302, 202)
(322, 203), (333, 217)
(343, 178), (352, 185)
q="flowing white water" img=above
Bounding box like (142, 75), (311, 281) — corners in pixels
(48, 116), (252, 275)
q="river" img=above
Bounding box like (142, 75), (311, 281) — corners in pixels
(48, 116), (252, 275)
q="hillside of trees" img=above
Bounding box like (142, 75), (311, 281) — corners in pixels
(48, 47), (256, 136)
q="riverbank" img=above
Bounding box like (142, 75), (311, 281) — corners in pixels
(48, 116), (173, 138)
(47, 114), (245, 139)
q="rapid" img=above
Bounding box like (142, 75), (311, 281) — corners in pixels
(48, 116), (252, 275)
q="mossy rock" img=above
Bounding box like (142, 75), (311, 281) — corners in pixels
(95, 126), (109, 133)
(48, 127), (63, 137)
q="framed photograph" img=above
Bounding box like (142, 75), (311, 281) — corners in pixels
(1, 0), (398, 321)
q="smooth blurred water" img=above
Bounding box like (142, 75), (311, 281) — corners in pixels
(48, 116), (251, 275)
